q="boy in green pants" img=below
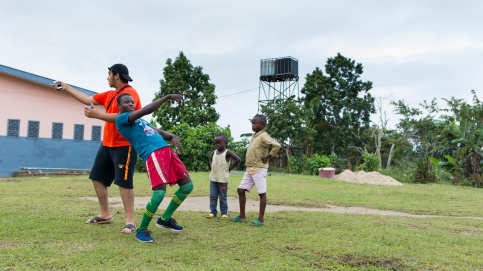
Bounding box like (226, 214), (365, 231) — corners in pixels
(85, 93), (192, 242)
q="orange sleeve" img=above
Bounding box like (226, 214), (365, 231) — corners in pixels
(93, 91), (108, 106)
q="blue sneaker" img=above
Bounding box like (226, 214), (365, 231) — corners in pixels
(135, 230), (154, 243)
(156, 217), (183, 231)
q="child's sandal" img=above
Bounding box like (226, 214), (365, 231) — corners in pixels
(206, 213), (215, 219)
(221, 215), (228, 220)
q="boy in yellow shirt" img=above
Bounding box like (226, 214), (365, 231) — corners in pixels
(231, 115), (281, 226)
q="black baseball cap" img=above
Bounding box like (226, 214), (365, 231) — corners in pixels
(108, 64), (133, 81)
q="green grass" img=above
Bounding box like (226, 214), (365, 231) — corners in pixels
(1, 172), (482, 270)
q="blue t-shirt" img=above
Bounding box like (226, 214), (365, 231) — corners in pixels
(116, 112), (168, 162)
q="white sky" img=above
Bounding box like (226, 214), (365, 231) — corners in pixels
(2, 0), (483, 140)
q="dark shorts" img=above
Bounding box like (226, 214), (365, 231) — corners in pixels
(89, 145), (137, 189)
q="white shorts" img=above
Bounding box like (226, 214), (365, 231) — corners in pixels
(238, 168), (268, 194)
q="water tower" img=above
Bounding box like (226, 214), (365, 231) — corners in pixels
(258, 56), (299, 111)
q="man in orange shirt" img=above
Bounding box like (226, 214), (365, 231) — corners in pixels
(53, 64), (141, 233)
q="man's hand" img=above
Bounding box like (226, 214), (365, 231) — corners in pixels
(50, 81), (67, 90)
(262, 154), (272, 164)
(167, 94), (185, 105)
(84, 103), (98, 119)
(171, 135), (182, 154)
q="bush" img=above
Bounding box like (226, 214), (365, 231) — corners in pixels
(135, 156), (146, 173)
(329, 152), (347, 172)
(452, 173), (483, 188)
(287, 154), (331, 175)
(135, 122), (238, 173)
(306, 154), (331, 175)
(358, 153), (380, 172)
(288, 156), (304, 174)
(170, 122), (234, 172)
(413, 159), (436, 184)
(228, 137), (249, 171)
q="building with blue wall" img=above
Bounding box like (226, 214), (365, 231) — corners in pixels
(0, 64), (106, 177)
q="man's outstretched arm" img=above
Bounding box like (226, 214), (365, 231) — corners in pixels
(51, 81), (100, 106)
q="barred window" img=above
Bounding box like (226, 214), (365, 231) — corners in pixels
(92, 126), (101, 142)
(7, 119), (20, 137)
(74, 124), (84, 141)
(28, 121), (40, 139)
(52, 123), (63, 140)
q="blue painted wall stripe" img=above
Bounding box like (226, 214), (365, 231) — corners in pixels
(0, 135), (102, 177)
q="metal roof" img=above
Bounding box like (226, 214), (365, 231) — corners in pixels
(0, 64), (98, 96)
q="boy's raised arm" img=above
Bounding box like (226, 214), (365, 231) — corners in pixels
(127, 94), (185, 123)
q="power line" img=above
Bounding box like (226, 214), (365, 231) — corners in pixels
(217, 87), (258, 99)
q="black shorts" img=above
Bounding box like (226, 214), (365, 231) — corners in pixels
(89, 145), (137, 189)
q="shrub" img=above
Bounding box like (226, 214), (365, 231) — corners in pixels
(228, 137), (249, 171)
(288, 156), (304, 174)
(358, 153), (380, 172)
(135, 156), (146, 173)
(135, 122), (237, 173)
(305, 154), (332, 175)
(287, 154), (331, 175)
(170, 122), (233, 172)
(413, 159), (437, 184)
(329, 152), (348, 172)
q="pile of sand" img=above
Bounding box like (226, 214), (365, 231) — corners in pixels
(334, 170), (402, 186)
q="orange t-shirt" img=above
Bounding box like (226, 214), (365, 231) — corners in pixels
(92, 84), (142, 147)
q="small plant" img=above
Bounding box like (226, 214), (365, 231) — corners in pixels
(288, 156), (304, 174)
(329, 152), (347, 171)
(305, 154), (331, 175)
(358, 153), (380, 172)
(414, 159), (436, 183)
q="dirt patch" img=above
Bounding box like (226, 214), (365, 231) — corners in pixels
(335, 170), (402, 186)
(0, 243), (19, 248)
(80, 196), (482, 220)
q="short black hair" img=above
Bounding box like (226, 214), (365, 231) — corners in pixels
(117, 93), (132, 104)
(118, 75), (129, 84)
(214, 134), (228, 144)
(252, 114), (267, 125)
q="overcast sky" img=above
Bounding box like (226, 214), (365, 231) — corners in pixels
(2, 0), (482, 141)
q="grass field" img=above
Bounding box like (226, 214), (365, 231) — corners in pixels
(1, 172), (482, 270)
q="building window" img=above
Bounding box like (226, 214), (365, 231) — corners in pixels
(74, 124), (84, 141)
(28, 121), (40, 139)
(52, 122), (63, 140)
(7, 119), (20, 137)
(92, 125), (101, 142)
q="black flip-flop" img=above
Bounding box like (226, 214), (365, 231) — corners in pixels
(85, 216), (113, 224)
(122, 224), (137, 233)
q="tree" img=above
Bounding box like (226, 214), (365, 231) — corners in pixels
(301, 53), (375, 156)
(260, 97), (315, 161)
(440, 93), (483, 187)
(392, 99), (443, 183)
(169, 123), (233, 172)
(152, 51), (219, 130)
